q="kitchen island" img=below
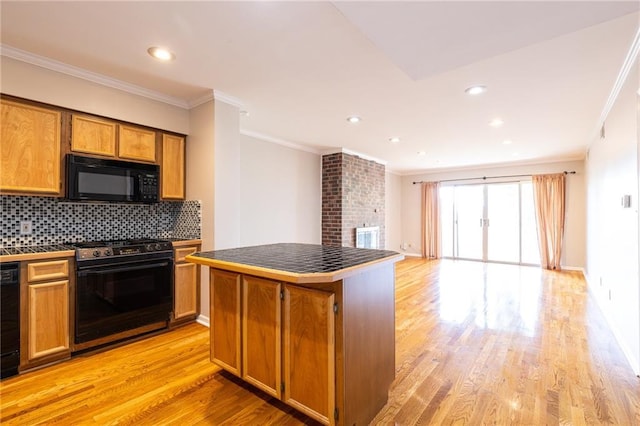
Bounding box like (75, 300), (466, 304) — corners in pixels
(186, 243), (403, 426)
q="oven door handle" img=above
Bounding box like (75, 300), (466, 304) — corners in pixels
(78, 261), (170, 276)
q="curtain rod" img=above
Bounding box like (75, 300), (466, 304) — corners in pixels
(412, 170), (576, 185)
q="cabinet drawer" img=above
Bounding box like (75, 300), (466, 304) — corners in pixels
(27, 260), (69, 282)
(175, 246), (198, 263)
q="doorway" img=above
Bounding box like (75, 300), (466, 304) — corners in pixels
(440, 181), (539, 265)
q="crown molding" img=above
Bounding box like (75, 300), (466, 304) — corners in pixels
(321, 148), (388, 166)
(1, 44), (192, 109)
(239, 129), (321, 155)
(596, 26), (640, 132)
(188, 91), (214, 108)
(213, 90), (244, 109)
(397, 153), (586, 177)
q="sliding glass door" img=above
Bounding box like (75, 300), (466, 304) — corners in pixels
(440, 181), (539, 265)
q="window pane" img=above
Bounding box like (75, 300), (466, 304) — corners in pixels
(487, 183), (520, 263)
(521, 182), (540, 264)
(454, 185), (483, 260)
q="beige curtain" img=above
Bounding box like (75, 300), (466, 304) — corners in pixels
(532, 173), (566, 270)
(421, 182), (441, 259)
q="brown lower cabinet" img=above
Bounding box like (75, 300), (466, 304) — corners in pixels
(210, 268), (384, 425)
(171, 244), (201, 325)
(20, 258), (73, 370)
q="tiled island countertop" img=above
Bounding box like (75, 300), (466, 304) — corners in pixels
(185, 242), (403, 284)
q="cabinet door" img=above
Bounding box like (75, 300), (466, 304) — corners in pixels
(118, 125), (156, 162)
(0, 99), (61, 194)
(210, 269), (241, 376)
(174, 262), (198, 319)
(161, 134), (185, 200)
(283, 285), (335, 425)
(242, 276), (281, 398)
(28, 280), (70, 360)
(71, 114), (116, 157)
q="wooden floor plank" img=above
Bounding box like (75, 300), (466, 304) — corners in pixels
(1, 258), (638, 425)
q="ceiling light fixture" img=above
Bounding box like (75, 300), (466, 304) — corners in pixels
(489, 118), (504, 127)
(502, 139), (512, 145)
(389, 137), (400, 143)
(417, 151), (426, 156)
(147, 46), (175, 62)
(346, 116), (361, 123)
(465, 85), (486, 95)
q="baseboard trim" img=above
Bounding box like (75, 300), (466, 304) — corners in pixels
(196, 315), (210, 328)
(400, 252), (422, 258)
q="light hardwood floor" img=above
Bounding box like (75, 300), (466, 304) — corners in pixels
(1, 258), (638, 425)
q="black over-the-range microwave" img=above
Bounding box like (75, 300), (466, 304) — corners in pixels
(66, 154), (159, 203)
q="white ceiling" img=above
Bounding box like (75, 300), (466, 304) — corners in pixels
(1, 1), (639, 174)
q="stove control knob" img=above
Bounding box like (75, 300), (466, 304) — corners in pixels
(154, 243), (162, 251)
(93, 250), (101, 257)
(146, 244), (154, 251)
(104, 249), (112, 256)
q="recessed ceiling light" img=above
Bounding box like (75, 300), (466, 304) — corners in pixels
(240, 110), (250, 117)
(465, 85), (486, 95)
(502, 139), (513, 145)
(489, 118), (504, 127)
(389, 137), (400, 143)
(346, 116), (361, 123)
(417, 151), (426, 156)
(147, 46), (175, 62)
(512, 152), (519, 157)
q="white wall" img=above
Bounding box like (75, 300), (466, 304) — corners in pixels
(186, 97), (215, 320)
(213, 101), (321, 250)
(0, 56), (189, 134)
(385, 171), (402, 252)
(238, 133), (321, 246)
(585, 59), (639, 375)
(400, 160), (586, 268)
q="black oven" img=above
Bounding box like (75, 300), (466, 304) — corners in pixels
(74, 240), (173, 346)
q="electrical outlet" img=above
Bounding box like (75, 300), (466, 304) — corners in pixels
(20, 221), (32, 235)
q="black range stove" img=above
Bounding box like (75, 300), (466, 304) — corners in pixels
(72, 238), (174, 349)
(73, 238), (173, 261)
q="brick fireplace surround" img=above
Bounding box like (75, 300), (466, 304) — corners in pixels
(321, 152), (385, 247)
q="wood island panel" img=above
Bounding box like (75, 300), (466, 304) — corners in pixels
(210, 269), (241, 376)
(283, 285), (335, 425)
(242, 276), (281, 398)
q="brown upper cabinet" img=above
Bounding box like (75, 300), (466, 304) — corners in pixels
(161, 134), (186, 200)
(0, 99), (62, 195)
(119, 125), (157, 163)
(2, 96), (188, 198)
(71, 114), (117, 157)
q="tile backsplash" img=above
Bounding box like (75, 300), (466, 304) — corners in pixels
(1, 195), (201, 247)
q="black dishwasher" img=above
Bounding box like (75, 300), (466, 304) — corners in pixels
(1, 262), (20, 378)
